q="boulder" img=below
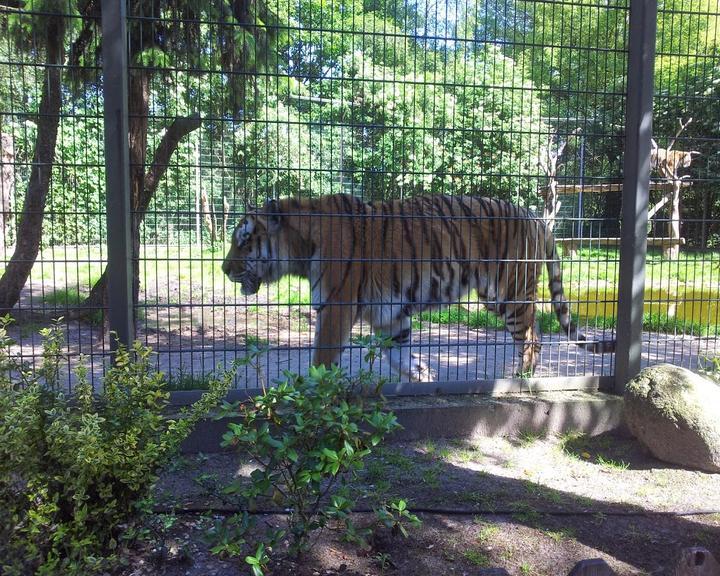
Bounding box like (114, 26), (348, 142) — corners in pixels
(624, 364), (720, 473)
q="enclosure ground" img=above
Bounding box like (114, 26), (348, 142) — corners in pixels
(123, 433), (720, 576)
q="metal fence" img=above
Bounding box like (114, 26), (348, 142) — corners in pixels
(0, 0), (718, 397)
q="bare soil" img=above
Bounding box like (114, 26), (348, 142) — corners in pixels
(121, 432), (720, 576)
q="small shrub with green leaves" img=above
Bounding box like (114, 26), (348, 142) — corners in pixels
(374, 498), (422, 538)
(218, 354), (401, 568)
(698, 355), (720, 383)
(0, 315), (233, 575)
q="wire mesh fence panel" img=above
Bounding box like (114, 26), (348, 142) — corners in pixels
(644, 0), (720, 374)
(127, 0), (623, 393)
(0, 4), (109, 390)
(1, 0), (717, 393)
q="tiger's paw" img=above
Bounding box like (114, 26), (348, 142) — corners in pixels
(408, 360), (435, 383)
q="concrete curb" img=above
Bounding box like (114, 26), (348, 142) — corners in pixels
(180, 391), (626, 453)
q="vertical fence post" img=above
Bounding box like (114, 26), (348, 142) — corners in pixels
(615, 0), (657, 392)
(101, 0), (134, 349)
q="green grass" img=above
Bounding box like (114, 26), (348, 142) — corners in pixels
(415, 304), (715, 337)
(418, 306), (505, 330)
(476, 523), (500, 544)
(596, 455), (630, 471)
(269, 275), (311, 305)
(166, 369), (217, 391)
(42, 287), (84, 307)
(463, 550), (491, 567)
(642, 312), (718, 336)
(7, 244), (720, 337)
(41, 287), (104, 325)
(244, 335), (270, 348)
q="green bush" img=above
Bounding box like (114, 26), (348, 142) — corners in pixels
(217, 353), (401, 570)
(0, 315), (233, 575)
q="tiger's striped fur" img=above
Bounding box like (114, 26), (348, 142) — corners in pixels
(222, 193), (615, 381)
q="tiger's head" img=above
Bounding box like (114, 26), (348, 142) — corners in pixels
(222, 200), (284, 296)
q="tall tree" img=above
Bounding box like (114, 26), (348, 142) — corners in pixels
(74, 0), (286, 317)
(0, 1), (78, 314)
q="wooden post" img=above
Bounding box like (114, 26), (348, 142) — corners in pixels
(665, 178), (682, 259)
(0, 133), (14, 256)
(222, 194), (230, 243)
(194, 140), (201, 243)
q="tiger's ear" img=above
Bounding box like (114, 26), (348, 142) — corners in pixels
(264, 199), (282, 234)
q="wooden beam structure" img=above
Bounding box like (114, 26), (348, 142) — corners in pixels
(556, 237), (685, 250)
(554, 181), (691, 194)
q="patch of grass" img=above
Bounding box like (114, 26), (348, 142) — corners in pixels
(463, 550), (491, 567)
(643, 312), (717, 336)
(377, 447), (415, 472)
(520, 562), (534, 575)
(596, 455), (630, 470)
(517, 430), (543, 446)
(523, 481), (563, 504)
(510, 502), (542, 526)
(269, 275), (311, 305)
(452, 448), (482, 463)
(543, 527), (575, 542)
(458, 489), (494, 510)
(415, 440), (438, 462)
(166, 368), (218, 391)
(417, 306), (505, 330)
(477, 523), (500, 544)
(556, 430), (587, 458)
(42, 287), (83, 307)
(41, 288), (104, 325)
(437, 447), (452, 460)
(421, 463), (442, 489)
(244, 335), (270, 348)
(364, 459), (386, 482)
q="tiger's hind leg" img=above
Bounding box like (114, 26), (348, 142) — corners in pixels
(503, 302), (541, 377)
(377, 320), (434, 383)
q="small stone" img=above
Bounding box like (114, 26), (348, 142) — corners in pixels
(568, 559), (616, 576)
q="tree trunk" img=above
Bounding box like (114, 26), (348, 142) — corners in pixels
(79, 96), (202, 319)
(0, 26), (63, 314)
(1, 133), (14, 257)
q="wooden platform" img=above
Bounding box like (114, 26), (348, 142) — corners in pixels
(556, 237), (686, 250)
(555, 182), (691, 194)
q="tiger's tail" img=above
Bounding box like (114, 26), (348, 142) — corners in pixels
(545, 237), (616, 354)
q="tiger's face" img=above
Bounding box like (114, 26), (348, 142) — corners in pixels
(222, 211), (281, 296)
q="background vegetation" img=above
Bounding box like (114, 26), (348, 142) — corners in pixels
(2, 0), (718, 248)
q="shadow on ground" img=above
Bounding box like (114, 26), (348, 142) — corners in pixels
(151, 430), (720, 576)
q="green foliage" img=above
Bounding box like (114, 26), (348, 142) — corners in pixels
(332, 45), (548, 201)
(374, 498), (422, 538)
(418, 306), (506, 330)
(217, 356), (401, 568)
(698, 355), (720, 384)
(0, 316), (233, 575)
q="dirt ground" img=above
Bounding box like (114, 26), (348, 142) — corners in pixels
(121, 432), (720, 576)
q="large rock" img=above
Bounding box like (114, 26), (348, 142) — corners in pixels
(624, 364), (720, 473)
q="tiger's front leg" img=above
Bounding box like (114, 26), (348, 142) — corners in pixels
(311, 303), (357, 369)
(380, 321), (435, 383)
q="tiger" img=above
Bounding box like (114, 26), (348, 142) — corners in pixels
(221, 193), (615, 381)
